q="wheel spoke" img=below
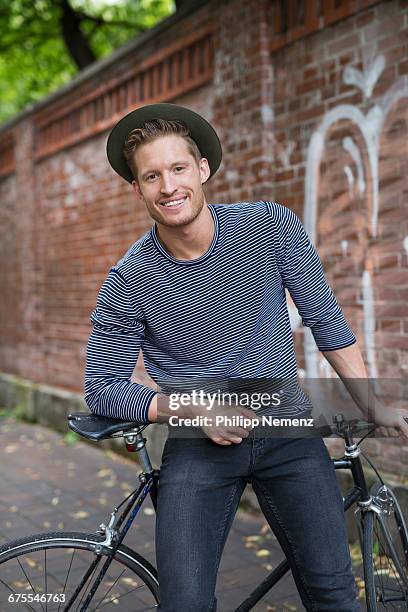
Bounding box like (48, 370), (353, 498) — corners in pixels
(92, 577), (158, 611)
(0, 577), (38, 612)
(58, 549), (76, 612)
(364, 484), (408, 611)
(16, 556), (47, 612)
(45, 549), (48, 612)
(0, 534), (159, 612)
(90, 567), (126, 610)
(375, 519), (406, 599)
(74, 558), (102, 612)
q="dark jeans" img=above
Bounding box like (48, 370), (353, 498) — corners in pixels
(155, 432), (360, 612)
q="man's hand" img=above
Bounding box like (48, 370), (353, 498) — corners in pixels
(149, 393), (258, 445)
(321, 344), (408, 440)
(192, 402), (258, 445)
(371, 404), (408, 439)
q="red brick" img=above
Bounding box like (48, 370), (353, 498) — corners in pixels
(295, 105), (325, 122)
(356, 10), (375, 27)
(398, 289), (408, 302)
(373, 254), (400, 271)
(303, 67), (319, 80)
(327, 34), (360, 56)
(379, 35), (402, 54)
(376, 304), (408, 319)
(276, 169), (295, 180)
(377, 334), (408, 350)
(339, 52), (357, 67)
(296, 78), (325, 95)
(399, 59), (408, 75)
(379, 319), (402, 332)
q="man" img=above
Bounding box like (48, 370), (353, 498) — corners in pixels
(85, 103), (408, 611)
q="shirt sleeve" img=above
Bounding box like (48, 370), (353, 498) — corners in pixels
(84, 267), (157, 423)
(267, 201), (357, 351)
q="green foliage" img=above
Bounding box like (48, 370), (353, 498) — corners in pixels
(0, 0), (175, 126)
(64, 429), (79, 446)
(0, 404), (34, 422)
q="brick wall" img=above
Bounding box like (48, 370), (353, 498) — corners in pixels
(0, 0), (407, 473)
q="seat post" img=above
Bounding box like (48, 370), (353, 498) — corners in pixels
(124, 431), (153, 474)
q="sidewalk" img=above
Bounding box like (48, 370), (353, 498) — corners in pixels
(0, 418), (364, 611)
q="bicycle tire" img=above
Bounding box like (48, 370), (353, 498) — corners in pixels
(363, 483), (408, 611)
(0, 531), (159, 612)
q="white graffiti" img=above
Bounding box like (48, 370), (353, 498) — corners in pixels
(343, 165), (354, 195)
(302, 54), (408, 378)
(342, 137), (365, 197)
(360, 270), (378, 379)
(343, 54), (385, 100)
(277, 140), (296, 169)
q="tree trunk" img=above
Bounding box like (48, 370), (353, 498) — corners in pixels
(59, 0), (96, 69)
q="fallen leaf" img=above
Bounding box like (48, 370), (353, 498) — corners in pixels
(120, 483), (133, 490)
(121, 577), (139, 587)
(70, 511), (89, 519)
(12, 580), (27, 589)
(97, 468), (114, 478)
(104, 480), (117, 488)
(5, 445), (17, 454)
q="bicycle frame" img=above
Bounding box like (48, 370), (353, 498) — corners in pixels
(63, 430), (160, 612)
(64, 418), (385, 612)
(232, 449), (370, 611)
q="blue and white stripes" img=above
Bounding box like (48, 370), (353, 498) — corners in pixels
(84, 201), (356, 423)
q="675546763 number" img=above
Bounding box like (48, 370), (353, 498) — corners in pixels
(8, 593), (66, 604)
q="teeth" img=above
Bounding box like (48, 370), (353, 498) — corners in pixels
(161, 198), (185, 207)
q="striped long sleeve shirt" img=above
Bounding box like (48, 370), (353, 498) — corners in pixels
(84, 201), (357, 423)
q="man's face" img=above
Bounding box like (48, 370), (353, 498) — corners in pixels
(131, 134), (211, 228)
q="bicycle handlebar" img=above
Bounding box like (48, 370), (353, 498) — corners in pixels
(315, 415), (377, 438)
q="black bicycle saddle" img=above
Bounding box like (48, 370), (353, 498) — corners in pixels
(68, 412), (147, 442)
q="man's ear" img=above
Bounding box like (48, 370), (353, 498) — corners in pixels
(132, 180), (142, 198)
(199, 158), (211, 184)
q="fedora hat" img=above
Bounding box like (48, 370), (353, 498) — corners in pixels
(106, 102), (222, 184)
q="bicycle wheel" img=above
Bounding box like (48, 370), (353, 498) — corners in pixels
(0, 531), (159, 611)
(363, 483), (408, 611)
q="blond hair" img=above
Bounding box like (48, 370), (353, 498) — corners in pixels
(123, 118), (202, 180)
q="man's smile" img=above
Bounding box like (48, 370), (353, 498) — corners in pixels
(159, 196), (187, 209)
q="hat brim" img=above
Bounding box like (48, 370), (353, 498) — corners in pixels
(106, 103), (222, 184)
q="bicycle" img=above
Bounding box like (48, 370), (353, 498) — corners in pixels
(0, 412), (407, 611)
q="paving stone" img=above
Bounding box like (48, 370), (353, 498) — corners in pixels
(0, 418), (369, 611)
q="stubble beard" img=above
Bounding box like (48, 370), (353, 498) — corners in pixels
(148, 192), (205, 228)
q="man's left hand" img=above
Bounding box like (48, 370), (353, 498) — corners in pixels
(373, 405), (408, 439)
